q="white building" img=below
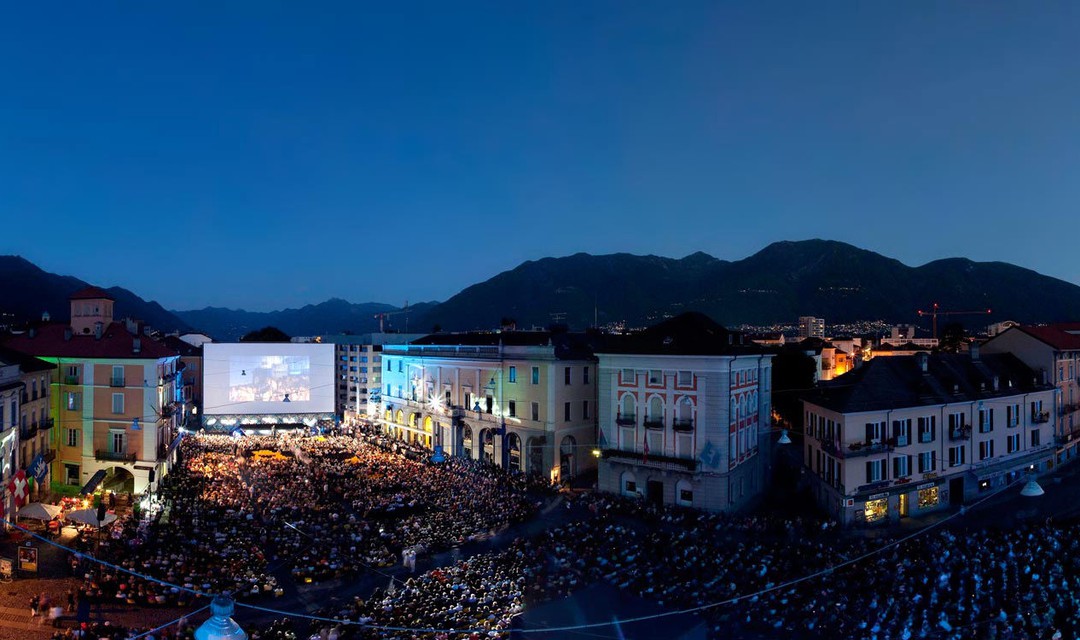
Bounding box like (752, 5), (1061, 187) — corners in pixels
(983, 324), (1080, 462)
(799, 316), (825, 340)
(802, 349), (1057, 525)
(318, 333), (425, 421)
(596, 313), (774, 512)
(380, 332), (597, 482)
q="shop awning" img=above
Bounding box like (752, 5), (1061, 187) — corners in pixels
(81, 469), (107, 495)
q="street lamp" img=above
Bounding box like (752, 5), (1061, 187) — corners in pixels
(1021, 466), (1045, 497)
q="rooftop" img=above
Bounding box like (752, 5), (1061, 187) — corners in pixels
(3, 322), (179, 360)
(804, 352), (1049, 413)
(1013, 324), (1080, 351)
(595, 312), (770, 356)
(69, 286), (114, 301)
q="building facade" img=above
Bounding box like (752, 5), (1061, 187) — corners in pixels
(983, 324), (1080, 462)
(380, 332), (597, 482)
(596, 313), (774, 512)
(319, 333), (425, 422)
(3, 288), (183, 496)
(798, 316), (825, 340)
(0, 347), (55, 502)
(802, 350), (1058, 525)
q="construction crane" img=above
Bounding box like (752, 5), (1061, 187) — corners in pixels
(916, 303), (992, 339)
(374, 301), (410, 332)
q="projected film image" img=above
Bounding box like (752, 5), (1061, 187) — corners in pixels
(229, 355), (311, 403)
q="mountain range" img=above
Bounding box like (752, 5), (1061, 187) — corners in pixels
(4, 240), (1080, 340)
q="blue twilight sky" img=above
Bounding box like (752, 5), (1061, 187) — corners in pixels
(3, 2), (1080, 312)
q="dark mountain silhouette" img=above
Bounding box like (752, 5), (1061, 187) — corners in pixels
(0, 256), (190, 332)
(6, 240), (1080, 340)
(417, 240), (1080, 331)
(174, 299), (437, 341)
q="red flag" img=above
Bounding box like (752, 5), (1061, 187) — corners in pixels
(7, 470), (28, 508)
(643, 434), (650, 464)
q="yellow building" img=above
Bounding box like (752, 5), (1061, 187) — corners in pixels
(3, 288), (182, 496)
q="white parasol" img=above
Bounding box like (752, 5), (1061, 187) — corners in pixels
(64, 508), (118, 527)
(17, 502), (63, 521)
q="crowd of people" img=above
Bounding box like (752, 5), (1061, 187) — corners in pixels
(32, 423), (1080, 640)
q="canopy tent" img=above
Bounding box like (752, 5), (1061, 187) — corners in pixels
(81, 469), (107, 495)
(64, 508), (118, 527)
(17, 502), (62, 521)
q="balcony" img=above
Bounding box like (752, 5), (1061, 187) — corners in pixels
(110, 377), (126, 388)
(20, 425), (38, 440)
(1033, 411), (1050, 424)
(64, 375), (79, 385)
(643, 417), (665, 430)
(888, 435), (910, 447)
(615, 413), (637, 426)
(601, 448), (699, 472)
(43, 450), (56, 463)
(844, 441), (895, 459)
(40, 418), (54, 430)
(949, 425), (971, 441)
(672, 418), (694, 432)
(95, 450), (137, 463)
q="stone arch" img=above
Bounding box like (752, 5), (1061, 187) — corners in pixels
(506, 432), (522, 471)
(480, 428), (496, 463)
(527, 437), (545, 476)
(460, 424), (473, 458)
(559, 435), (577, 480)
(423, 415), (434, 433)
(101, 466), (136, 495)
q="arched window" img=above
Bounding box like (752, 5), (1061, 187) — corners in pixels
(648, 396), (664, 421)
(677, 397), (693, 421)
(620, 394), (636, 419)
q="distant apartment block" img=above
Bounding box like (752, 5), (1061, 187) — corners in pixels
(798, 316), (825, 340)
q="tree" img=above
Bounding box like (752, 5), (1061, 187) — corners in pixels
(939, 322), (966, 353)
(240, 326), (291, 343)
(771, 348), (818, 430)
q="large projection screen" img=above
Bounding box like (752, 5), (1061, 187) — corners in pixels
(203, 343), (335, 415)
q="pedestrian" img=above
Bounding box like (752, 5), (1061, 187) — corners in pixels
(30, 593), (39, 618)
(49, 603), (63, 628)
(67, 588), (75, 612)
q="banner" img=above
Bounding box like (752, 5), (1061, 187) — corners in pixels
(28, 453), (48, 484)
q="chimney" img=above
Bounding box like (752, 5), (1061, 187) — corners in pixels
(64, 327), (72, 341)
(916, 351), (929, 373)
(94, 322), (104, 340)
(133, 338), (141, 354)
(969, 342), (980, 361)
(993, 375), (1000, 391)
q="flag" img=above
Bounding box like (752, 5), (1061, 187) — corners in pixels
(598, 429), (608, 448)
(643, 434), (650, 464)
(7, 470), (28, 508)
